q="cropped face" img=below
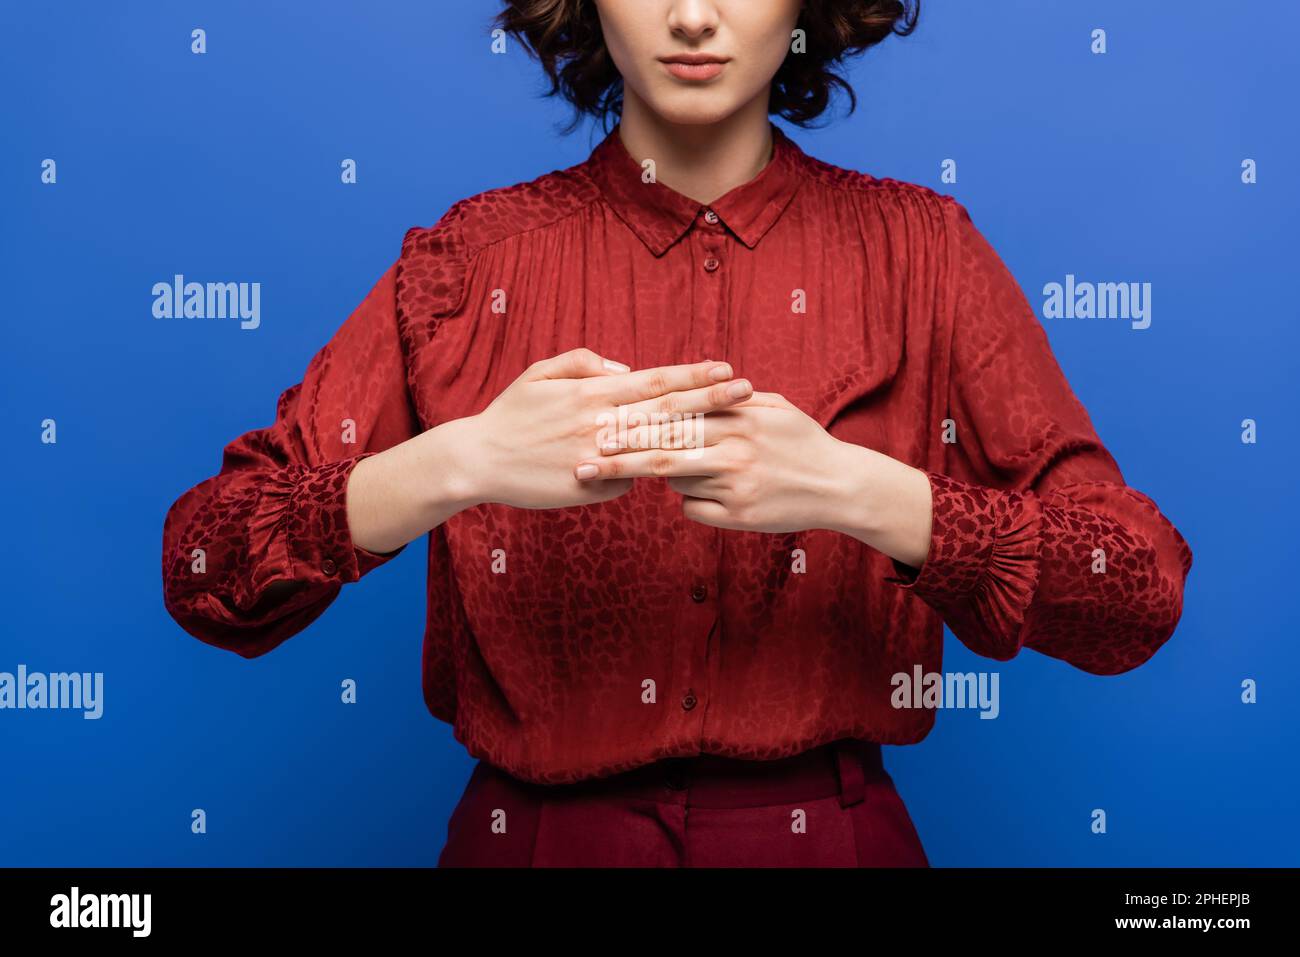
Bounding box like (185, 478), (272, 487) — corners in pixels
(593, 0), (804, 126)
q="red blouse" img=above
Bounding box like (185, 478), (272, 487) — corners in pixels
(162, 122), (1193, 784)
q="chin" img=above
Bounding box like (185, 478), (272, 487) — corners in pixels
(644, 92), (744, 127)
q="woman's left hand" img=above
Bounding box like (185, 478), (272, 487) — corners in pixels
(574, 390), (899, 538)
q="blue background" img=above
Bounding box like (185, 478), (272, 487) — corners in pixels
(2, 0), (1295, 866)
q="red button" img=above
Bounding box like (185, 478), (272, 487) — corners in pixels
(704, 209), (719, 225)
(703, 257), (720, 272)
(681, 692), (698, 712)
(690, 584), (708, 602)
(321, 559), (337, 575)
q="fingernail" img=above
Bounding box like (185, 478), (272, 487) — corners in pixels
(727, 379), (752, 399)
(574, 463), (599, 480)
(600, 440), (621, 453)
(708, 363), (733, 382)
(603, 358), (630, 373)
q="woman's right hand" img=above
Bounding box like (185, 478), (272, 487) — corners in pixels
(455, 348), (752, 509)
(346, 348), (752, 554)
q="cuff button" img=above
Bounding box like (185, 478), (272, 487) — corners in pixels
(321, 558), (337, 575)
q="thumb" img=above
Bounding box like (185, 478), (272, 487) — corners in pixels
(521, 347), (630, 381)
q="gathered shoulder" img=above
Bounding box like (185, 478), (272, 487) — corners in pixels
(403, 161), (600, 264)
(395, 159), (601, 333)
(794, 148), (969, 231)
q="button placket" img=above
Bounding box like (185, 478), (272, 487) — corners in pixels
(677, 562), (715, 738)
(675, 222), (725, 746)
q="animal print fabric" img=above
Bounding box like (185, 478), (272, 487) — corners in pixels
(162, 122), (1193, 784)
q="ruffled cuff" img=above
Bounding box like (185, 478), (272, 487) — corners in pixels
(236, 453), (403, 606)
(885, 470), (1043, 647)
(286, 451), (405, 581)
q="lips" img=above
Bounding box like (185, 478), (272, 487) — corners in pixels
(660, 54), (729, 82)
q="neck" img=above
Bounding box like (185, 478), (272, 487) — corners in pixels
(615, 91), (775, 205)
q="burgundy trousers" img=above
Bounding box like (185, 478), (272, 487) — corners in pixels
(437, 738), (929, 867)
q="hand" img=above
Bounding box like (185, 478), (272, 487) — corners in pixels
(571, 391), (854, 532)
(347, 348), (753, 554)
(455, 348), (754, 511)
(571, 388), (933, 565)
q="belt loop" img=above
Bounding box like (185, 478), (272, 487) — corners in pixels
(834, 738), (866, 808)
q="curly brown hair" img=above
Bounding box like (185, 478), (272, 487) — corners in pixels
(493, 0), (919, 132)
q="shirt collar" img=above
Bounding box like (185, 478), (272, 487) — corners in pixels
(585, 121), (805, 256)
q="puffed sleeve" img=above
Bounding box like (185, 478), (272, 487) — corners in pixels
(884, 199), (1193, 675)
(161, 257), (421, 658)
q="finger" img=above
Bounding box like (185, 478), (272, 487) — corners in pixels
(522, 347), (630, 382)
(603, 415), (714, 453)
(596, 360), (735, 405)
(681, 496), (732, 528)
(666, 476), (725, 497)
(614, 377), (753, 423)
(574, 447), (719, 481)
(602, 405), (753, 454)
(582, 478), (634, 502)
(735, 390), (795, 410)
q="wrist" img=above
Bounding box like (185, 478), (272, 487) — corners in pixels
(826, 440), (932, 568)
(823, 440), (882, 539)
(418, 415), (486, 518)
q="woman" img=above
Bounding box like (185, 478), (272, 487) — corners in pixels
(162, 0), (1193, 867)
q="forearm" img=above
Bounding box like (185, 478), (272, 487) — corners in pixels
(823, 441), (933, 569)
(345, 416), (481, 555)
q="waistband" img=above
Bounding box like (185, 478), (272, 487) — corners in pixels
(503, 739), (886, 810)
